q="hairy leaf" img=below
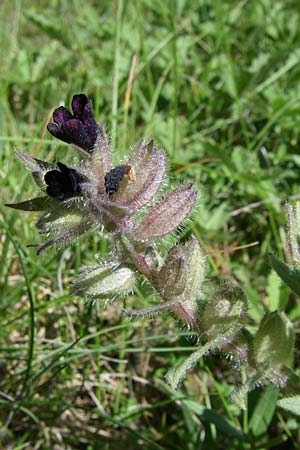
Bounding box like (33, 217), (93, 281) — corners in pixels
(269, 253), (300, 297)
(5, 197), (53, 211)
(136, 183), (196, 240)
(72, 263), (135, 299)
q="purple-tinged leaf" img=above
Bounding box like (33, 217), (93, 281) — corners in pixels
(89, 125), (113, 194)
(135, 183), (197, 240)
(180, 238), (205, 303)
(34, 219), (93, 254)
(90, 196), (130, 228)
(113, 140), (167, 211)
(16, 150), (56, 173)
(125, 240), (205, 333)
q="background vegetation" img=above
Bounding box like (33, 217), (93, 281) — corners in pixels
(1, 0), (300, 448)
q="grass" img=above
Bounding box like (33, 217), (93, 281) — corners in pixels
(0, 0), (300, 448)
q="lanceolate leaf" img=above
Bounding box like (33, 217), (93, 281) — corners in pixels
(35, 219), (93, 254)
(248, 385), (278, 436)
(15, 150), (56, 172)
(5, 197), (53, 211)
(135, 183), (197, 240)
(181, 238), (205, 302)
(269, 253), (300, 297)
(114, 140), (167, 212)
(91, 125), (113, 194)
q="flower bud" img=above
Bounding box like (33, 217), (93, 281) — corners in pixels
(181, 238), (205, 302)
(157, 238), (205, 328)
(200, 285), (247, 340)
(253, 311), (295, 370)
(158, 238), (205, 302)
(72, 262), (136, 300)
(158, 246), (188, 297)
(33, 206), (94, 253)
(113, 140), (167, 212)
(36, 207), (87, 235)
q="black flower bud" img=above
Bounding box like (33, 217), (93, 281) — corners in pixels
(104, 165), (132, 195)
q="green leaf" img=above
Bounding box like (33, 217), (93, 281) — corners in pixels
(5, 197), (52, 211)
(253, 311), (295, 370)
(205, 202), (229, 231)
(249, 385), (279, 436)
(267, 270), (282, 311)
(182, 401), (247, 440)
(201, 285), (247, 340)
(24, 9), (70, 47)
(203, 409), (247, 440)
(71, 263), (136, 300)
(277, 396), (300, 416)
(269, 253), (300, 297)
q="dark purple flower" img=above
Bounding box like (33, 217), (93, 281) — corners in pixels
(44, 162), (86, 200)
(47, 94), (99, 152)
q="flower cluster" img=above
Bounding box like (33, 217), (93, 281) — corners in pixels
(7, 94), (296, 402)
(6, 94), (201, 321)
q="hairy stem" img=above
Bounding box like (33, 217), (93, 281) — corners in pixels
(165, 338), (220, 389)
(123, 298), (182, 317)
(120, 235), (153, 279)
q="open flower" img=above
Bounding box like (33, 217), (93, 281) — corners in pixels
(47, 94), (99, 152)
